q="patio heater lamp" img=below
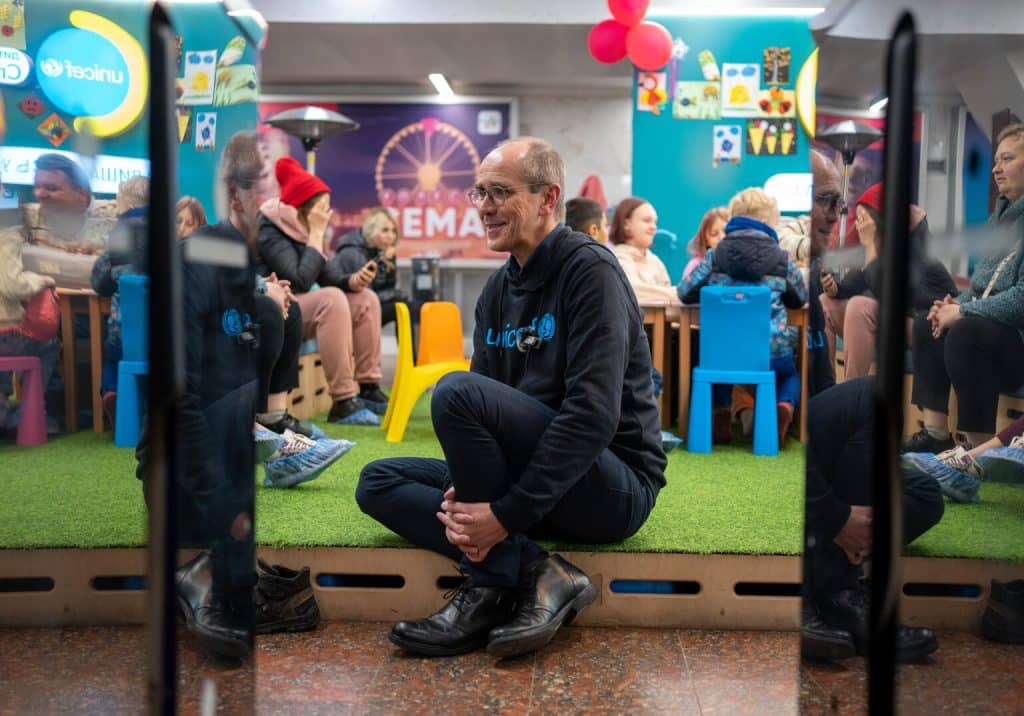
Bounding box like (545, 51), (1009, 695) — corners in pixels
(263, 106), (359, 175)
(817, 120), (884, 240)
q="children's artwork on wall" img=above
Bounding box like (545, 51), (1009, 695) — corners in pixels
(37, 112), (70, 148)
(177, 107), (193, 143)
(218, 35), (246, 67)
(0, 0), (27, 50)
(698, 50), (720, 82)
(666, 38), (690, 103)
(763, 47), (791, 85)
(18, 93), (43, 118)
(637, 72), (669, 115)
(176, 35), (183, 73)
(747, 119), (797, 156)
(195, 111), (216, 152)
(721, 63), (760, 117)
(214, 65), (259, 106)
(757, 87), (795, 118)
(672, 81), (721, 120)
(713, 124), (742, 167)
(181, 50), (218, 105)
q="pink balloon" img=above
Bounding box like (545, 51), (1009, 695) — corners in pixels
(587, 19), (629, 64)
(626, 21), (673, 71)
(608, 0), (650, 27)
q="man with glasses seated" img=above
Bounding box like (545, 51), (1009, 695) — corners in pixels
(357, 137), (667, 658)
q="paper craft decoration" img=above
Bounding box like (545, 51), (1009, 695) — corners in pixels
(763, 47), (791, 85)
(672, 81), (721, 120)
(698, 50), (720, 82)
(195, 111), (216, 152)
(637, 72), (669, 115)
(18, 93), (43, 118)
(666, 38), (689, 102)
(0, 0), (27, 50)
(757, 87), (795, 117)
(181, 50), (217, 105)
(37, 112), (70, 148)
(177, 107), (193, 143)
(0, 91), (5, 143)
(713, 125), (742, 167)
(175, 35), (183, 73)
(721, 63), (760, 117)
(214, 64), (258, 106)
(747, 119), (797, 156)
(218, 35), (245, 67)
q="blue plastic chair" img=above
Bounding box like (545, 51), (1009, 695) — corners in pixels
(115, 274), (149, 448)
(687, 285), (778, 456)
(652, 228), (683, 282)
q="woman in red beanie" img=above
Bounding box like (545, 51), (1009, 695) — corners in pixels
(257, 157), (386, 426)
(818, 183), (954, 380)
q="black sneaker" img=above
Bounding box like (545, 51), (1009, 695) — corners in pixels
(327, 397), (380, 426)
(262, 413), (314, 438)
(254, 559), (320, 635)
(358, 384), (390, 415)
(902, 428), (955, 454)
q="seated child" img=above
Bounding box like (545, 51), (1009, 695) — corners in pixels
(565, 197), (609, 244)
(678, 188), (807, 444)
(683, 207), (728, 279)
(90, 176), (148, 426)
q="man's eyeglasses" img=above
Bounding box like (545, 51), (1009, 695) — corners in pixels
(466, 183), (545, 207)
(813, 192), (843, 212)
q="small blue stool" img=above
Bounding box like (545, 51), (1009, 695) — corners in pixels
(114, 275), (149, 448)
(687, 285), (778, 456)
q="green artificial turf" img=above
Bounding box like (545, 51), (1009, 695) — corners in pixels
(1, 397), (1022, 562)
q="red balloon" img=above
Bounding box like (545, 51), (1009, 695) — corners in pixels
(608, 0), (650, 27)
(587, 19), (629, 64)
(626, 21), (673, 71)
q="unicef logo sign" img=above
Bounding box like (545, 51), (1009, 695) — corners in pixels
(35, 27), (129, 118)
(38, 57), (63, 78)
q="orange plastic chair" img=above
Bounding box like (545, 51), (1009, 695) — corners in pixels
(382, 302), (470, 442)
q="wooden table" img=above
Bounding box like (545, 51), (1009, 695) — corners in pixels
(640, 302), (675, 428)
(675, 304), (809, 444)
(56, 288), (111, 433)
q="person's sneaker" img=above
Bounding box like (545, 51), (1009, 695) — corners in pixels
(263, 430), (354, 488)
(902, 428), (955, 454)
(934, 446), (985, 479)
(712, 406), (732, 444)
(328, 397), (380, 426)
(358, 384), (390, 415)
(261, 412), (318, 439)
(902, 451), (981, 503)
(254, 425), (285, 463)
(981, 579), (1024, 644)
(777, 402), (794, 447)
(1009, 436), (1024, 449)
(254, 559), (320, 634)
(977, 445), (1024, 486)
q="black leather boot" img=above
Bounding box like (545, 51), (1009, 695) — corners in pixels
(389, 584), (515, 656)
(487, 554), (597, 658)
(800, 601), (856, 662)
(982, 579), (1024, 644)
(820, 585), (938, 664)
(254, 559), (320, 635)
(175, 552), (250, 660)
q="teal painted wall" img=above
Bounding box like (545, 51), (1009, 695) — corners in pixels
(633, 15), (815, 280)
(0, 0), (261, 221)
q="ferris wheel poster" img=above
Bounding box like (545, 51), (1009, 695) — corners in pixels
(258, 99), (513, 260)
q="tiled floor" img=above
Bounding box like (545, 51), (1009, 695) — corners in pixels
(0, 623), (1020, 714)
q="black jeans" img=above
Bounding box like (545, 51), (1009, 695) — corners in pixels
(356, 372), (658, 587)
(911, 313), (1024, 433)
(804, 377), (945, 601)
(253, 295), (301, 412)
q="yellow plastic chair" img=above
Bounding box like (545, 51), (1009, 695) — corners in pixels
(382, 302), (470, 442)
(417, 301), (470, 366)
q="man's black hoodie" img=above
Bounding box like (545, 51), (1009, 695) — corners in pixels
(472, 225), (667, 534)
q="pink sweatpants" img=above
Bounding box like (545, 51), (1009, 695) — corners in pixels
(820, 294), (879, 380)
(295, 287), (382, 401)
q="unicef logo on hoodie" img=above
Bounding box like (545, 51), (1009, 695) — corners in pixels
(537, 313), (556, 341)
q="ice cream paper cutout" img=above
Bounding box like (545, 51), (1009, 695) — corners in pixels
(746, 119), (796, 155)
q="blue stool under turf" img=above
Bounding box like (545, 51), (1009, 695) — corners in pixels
(114, 275), (149, 448)
(687, 285), (778, 456)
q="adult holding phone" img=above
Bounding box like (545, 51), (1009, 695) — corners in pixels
(257, 158), (387, 425)
(335, 208), (417, 329)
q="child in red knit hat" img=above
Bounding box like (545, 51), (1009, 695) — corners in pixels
(257, 157), (388, 426)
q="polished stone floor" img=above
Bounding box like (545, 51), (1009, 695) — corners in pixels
(0, 623), (1019, 714)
